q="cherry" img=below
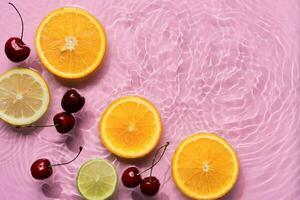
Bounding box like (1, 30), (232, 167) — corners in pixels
(122, 166), (142, 188)
(5, 37), (30, 62)
(31, 146), (83, 180)
(53, 112), (75, 134)
(30, 159), (52, 180)
(5, 3), (30, 62)
(61, 89), (85, 113)
(140, 176), (160, 196)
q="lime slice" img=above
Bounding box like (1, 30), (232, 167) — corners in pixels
(77, 159), (117, 200)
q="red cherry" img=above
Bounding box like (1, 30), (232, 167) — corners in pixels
(140, 176), (160, 196)
(53, 112), (75, 134)
(30, 159), (52, 180)
(5, 3), (30, 62)
(121, 167), (142, 188)
(5, 37), (30, 62)
(61, 89), (85, 113)
(31, 147), (83, 180)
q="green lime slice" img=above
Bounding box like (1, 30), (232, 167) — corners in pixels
(77, 159), (117, 200)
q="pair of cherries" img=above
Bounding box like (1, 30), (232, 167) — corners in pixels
(53, 89), (85, 134)
(121, 142), (169, 196)
(20, 89), (85, 133)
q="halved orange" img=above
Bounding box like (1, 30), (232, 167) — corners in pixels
(99, 96), (162, 158)
(172, 133), (239, 199)
(36, 7), (106, 79)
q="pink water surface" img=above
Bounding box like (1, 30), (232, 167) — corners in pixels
(0, 0), (299, 199)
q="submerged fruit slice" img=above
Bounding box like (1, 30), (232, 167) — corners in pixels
(0, 68), (50, 126)
(36, 7), (106, 79)
(99, 96), (162, 158)
(172, 133), (239, 199)
(77, 159), (117, 200)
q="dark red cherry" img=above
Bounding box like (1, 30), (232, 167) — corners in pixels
(140, 176), (160, 196)
(5, 3), (30, 62)
(31, 159), (52, 180)
(122, 167), (142, 188)
(31, 147), (83, 180)
(53, 112), (75, 134)
(5, 37), (30, 62)
(61, 89), (85, 113)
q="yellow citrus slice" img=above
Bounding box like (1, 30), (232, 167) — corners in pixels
(172, 133), (239, 199)
(99, 96), (162, 158)
(0, 68), (50, 126)
(36, 7), (106, 79)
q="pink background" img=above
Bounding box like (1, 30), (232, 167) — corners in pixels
(0, 0), (299, 199)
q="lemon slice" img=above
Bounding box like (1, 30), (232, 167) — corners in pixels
(99, 96), (162, 158)
(36, 7), (106, 79)
(77, 159), (117, 200)
(172, 133), (239, 199)
(0, 68), (50, 126)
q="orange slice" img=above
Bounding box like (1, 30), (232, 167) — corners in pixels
(172, 133), (239, 199)
(99, 96), (162, 158)
(36, 7), (106, 79)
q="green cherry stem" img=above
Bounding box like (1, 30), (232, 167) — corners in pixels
(50, 146), (83, 167)
(15, 124), (58, 128)
(8, 2), (24, 40)
(138, 142), (170, 176)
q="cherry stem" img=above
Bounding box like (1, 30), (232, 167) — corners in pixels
(8, 2), (24, 40)
(138, 142), (170, 177)
(50, 146), (83, 168)
(15, 124), (58, 128)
